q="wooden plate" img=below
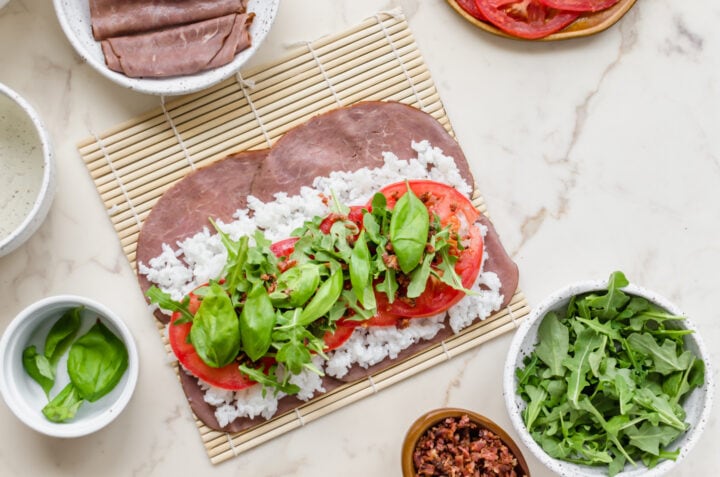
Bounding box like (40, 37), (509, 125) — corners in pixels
(446, 0), (637, 41)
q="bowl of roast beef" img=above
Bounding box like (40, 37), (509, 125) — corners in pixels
(53, 0), (280, 95)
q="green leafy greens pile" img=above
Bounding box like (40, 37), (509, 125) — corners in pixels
(148, 184), (472, 396)
(22, 306), (129, 423)
(516, 271), (705, 475)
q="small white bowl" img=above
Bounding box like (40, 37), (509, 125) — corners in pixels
(503, 279), (714, 477)
(0, 296), (139, 438)
(0, 83), (55, 257)
(52, 0), (280, 96)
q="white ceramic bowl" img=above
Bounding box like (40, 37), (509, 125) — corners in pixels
(503, 279), (714, 477)
(0, 83), (55, 257)
(0, 296), (139, 438)
(52, 0), (280, 96)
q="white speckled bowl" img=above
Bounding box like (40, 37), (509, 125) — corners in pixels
(503, 279), (714, 477)
(0, 296), (139, 438)
(52, 0), (279, 96)
(0, 83), (55, 258)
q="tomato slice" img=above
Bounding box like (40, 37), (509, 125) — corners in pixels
(474, 0), (580, 39)
(456, 0), (488, 21)
(319, 205), (366, 234)
(168, 293), (256, 391)
(371, 180), (484, 318)
(322, 321), (357, 351)
(538, 0), (619, 12)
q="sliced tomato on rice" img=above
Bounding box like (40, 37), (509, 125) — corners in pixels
(168, 292), (257, 391)
(371, 180), (484, 318)
(538, 0), (619, 12)
(474, 0), (580, 39)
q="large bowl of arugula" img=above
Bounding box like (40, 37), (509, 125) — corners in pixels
(503, 272), (713, 477)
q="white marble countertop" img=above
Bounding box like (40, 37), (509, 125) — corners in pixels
(1, 0), (718, 475)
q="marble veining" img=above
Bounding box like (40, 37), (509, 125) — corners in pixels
(1, 0), (719, 476)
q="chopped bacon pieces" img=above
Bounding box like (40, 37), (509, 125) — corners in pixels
(413, 415), (526, 477)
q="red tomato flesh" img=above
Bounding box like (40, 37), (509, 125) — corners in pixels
(538, 0), (619, 12)
(474, 0), (580, 39)
(168, 293), (257, 391)
(456, 0), (488, 21)
(372, 180), (484, 318)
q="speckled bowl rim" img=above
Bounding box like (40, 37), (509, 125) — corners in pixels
(0, 295), (139, 438)
(0, 82), (55, 257)
(52, 0), (280, 96)
(503, 280), (714, 477)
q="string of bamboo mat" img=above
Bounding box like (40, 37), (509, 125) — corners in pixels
(77, 9), (530, 464)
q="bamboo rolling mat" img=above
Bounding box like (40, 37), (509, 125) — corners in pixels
(77, 9), (529, 465)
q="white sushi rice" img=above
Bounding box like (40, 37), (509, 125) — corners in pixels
(139, 140), (504, 425)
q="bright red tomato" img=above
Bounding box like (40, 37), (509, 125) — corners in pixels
(319, 205), (366, 234)
(371, 180), (484, 318)
(474, 0), (580, 39)
(322, 321), (356, 351)
(456, 0), (488, 21)
(168, 292), (257, 391)
(538, 0), (618, 12)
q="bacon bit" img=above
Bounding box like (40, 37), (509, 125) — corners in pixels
(425, 243), (435, 254)
(386, 242), (394, 252)
(319, 193), (330, 205)
(413, 415), (525, 477)
(396, 318), (411, 329)
(450, 202), (458, 212)
(382, 253), (400, 270)
(260, 273), (275, 281)
(266, 282), (277, 294)
(277, 259), (297, 273)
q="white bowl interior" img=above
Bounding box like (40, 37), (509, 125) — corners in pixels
(503, 280), (714, 477)
(0, 296), (139, 438)
(52, 0), (280, 95)
(0, 83), (55, 257)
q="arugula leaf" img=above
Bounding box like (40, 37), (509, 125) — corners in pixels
(534, 311), (569, 377)
(627, 333), (694, 375)
(146, 286), (194, 324)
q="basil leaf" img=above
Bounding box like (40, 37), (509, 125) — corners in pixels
(389, 184), (429, 274)
(299, 268), (343, 326)
(190, 282), (240, 368)
(67, 320), (128, 402)
(42, 383), (84, 423)
(273, 264), (321, 308)
(240, 283), (276, 361)
(349, 231), (376, 309)
(22, 345), (55, 397)
(44, 306), (82, 365)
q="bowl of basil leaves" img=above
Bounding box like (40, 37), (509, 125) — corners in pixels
(503, 271), (713, 477)
(0, 295), (139, 437)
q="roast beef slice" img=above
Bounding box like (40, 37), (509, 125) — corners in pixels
(102, 13), (253, 78)
(89, 0), (248, 40)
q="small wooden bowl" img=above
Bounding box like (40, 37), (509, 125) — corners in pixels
(446, 0), (637, 41)
(401, 408), (530, 476)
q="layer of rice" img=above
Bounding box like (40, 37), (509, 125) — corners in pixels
(139, 140), (504, 425)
